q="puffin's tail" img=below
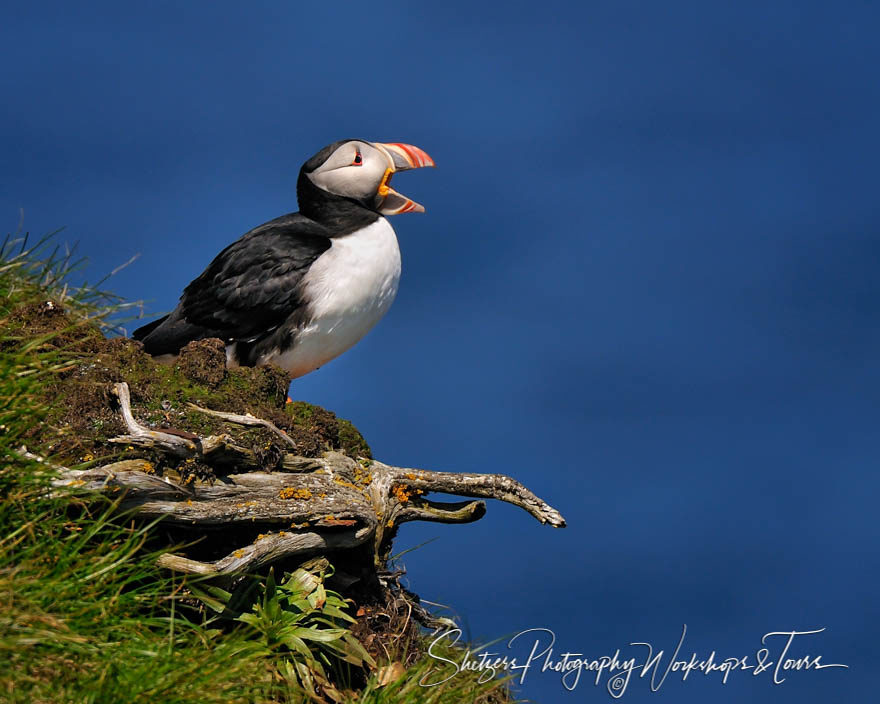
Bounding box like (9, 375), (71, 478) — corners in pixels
(132, 313), (223, 357)
(132, 315), (169, 342)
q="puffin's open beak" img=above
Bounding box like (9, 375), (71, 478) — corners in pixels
(372, 142), (435, 215)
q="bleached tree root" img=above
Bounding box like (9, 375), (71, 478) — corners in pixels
(51, 382), (565, 576)
(185, 402), (297, 448)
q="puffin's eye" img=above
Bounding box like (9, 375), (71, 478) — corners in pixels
(352, 149), (363, 166)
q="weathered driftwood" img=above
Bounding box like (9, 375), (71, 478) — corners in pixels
(50, 382), (565, 576)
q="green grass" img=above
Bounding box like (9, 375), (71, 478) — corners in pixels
(0, 234), (283, 702)
(0, 232), (513, 703)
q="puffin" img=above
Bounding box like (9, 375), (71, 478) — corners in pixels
(132, 140), (434, 378)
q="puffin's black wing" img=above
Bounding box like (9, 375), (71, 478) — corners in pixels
(133, 212), (331, 357)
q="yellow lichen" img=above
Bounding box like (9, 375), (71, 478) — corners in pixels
(333, 478), (361, 492)
(351, 468), (374, 487)
(279, 487), (312, 500)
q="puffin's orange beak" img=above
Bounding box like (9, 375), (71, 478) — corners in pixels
(377, 143), (435, 170)
(372, 142), (435, 215)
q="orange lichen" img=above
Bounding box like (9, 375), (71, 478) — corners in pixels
(392, 484), (423, 503)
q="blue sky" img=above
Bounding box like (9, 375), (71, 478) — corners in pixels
(3, 1), (877, 701)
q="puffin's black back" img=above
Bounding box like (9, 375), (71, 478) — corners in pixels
(132, 212), (332, 359)
(133, 139), (383, 362)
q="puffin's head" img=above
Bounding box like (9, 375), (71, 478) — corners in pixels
(300, 140), (435, 215)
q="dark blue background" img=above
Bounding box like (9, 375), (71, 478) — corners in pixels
(3, 2), (875, 701)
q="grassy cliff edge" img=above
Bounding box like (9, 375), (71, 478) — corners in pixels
(0, 235), (512, 703)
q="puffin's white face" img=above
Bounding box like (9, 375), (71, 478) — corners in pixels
(307, 141), (387, 201)
(306, 140), (435, 215)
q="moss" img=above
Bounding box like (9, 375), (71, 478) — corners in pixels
(285, 400), (316, 423)
(17, 299), (371, 468)
(284, 401), (372, 459)
(338, 418), (371, 459)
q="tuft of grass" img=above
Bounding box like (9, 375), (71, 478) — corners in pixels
(349, 630), (514, 704)
(0, 234), (282, 702)
(0, 231), (514, 703)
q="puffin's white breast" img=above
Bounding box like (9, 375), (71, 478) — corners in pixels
(261, 217), (401, 378)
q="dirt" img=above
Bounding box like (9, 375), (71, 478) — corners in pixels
(175, 338), (227, 387)
(15, 300), (371, 473)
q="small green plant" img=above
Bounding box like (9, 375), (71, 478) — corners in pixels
(198, 561), (374, 702)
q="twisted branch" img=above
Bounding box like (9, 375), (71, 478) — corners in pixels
(50, 382), (565, 575)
